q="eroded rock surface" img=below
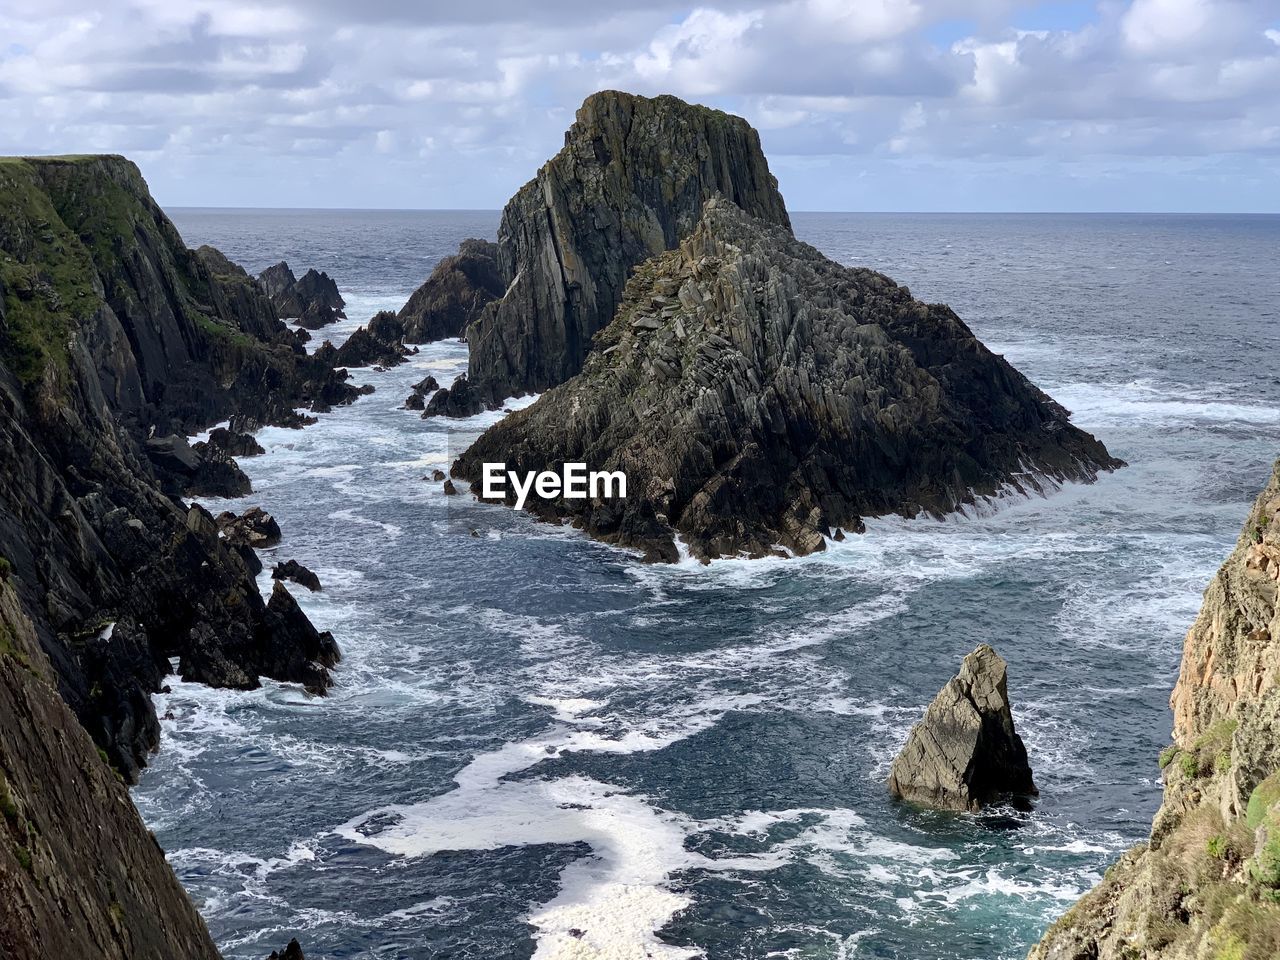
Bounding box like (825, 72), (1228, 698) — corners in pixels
(260, 261), (346, 329)
(398, 238), (503, 342)
(1031, 462), (1280, 959)
(455, 200), (1121, 562)
(888, 644), (1037, 812)
(449, 90), (791, 408)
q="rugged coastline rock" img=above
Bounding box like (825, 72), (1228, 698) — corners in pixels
(454, 199), (1121, 562)
(266, 939), (306, 960)
(0, 582), (221, 959)
(273, 559), (321, 592)
(1031, 461), (1280, 960)
(441, 90), (792, 409)
(0, 154), (346, 783)
(317, 311), (411, 369)
(260, 261), (346, 329)
(217, 506), (283, 549)
(888, 644), (1037, 812)
(423, 373), (484, 418)
(203, 426), (266, 458)
(398, 238), (503, 342)
(404, 374), (439, 410)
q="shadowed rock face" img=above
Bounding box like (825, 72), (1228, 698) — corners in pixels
(399, 238), (504, 343)
(888, 644), (1037, 812)
(1031, 462), (1280, 960)
(260, 261), (346, 329)
(457, 89), (792, 408)
(454, 200), (1121, 562)
(0, 583), (221, 960)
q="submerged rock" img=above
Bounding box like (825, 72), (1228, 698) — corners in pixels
(398, 239), (504, 342)
(454, 199), (1121, 562)
(445, 90), (792, 410)
(888, 644), (1037, 812)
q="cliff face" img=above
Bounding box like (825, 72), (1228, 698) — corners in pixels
(458, 90), (791, 407)
(455, 200), (1120, 562)
(0, 155), (350, 782)
(1031, 462), (1280, 960)
(0, 581), (221, 960)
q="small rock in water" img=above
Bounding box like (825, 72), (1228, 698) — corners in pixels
(887, 643), (1037, 812)
(443, 479), (458, 496)
(272, 559), (322, 592)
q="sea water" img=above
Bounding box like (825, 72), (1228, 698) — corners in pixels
(132, 209), (1280, 959)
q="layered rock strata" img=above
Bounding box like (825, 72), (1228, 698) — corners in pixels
(454, 199), (1121, 562)
(442, 90), (792, 408)
(1031, 461), (1280, 959)
(398, 238), (503, 342)
(888, 644), (1038, 811)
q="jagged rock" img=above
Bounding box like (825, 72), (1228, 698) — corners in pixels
(266, 939), (306, 960)
(399, 239), (504, 342)
(1032, 461), (1280, 960)
(216, 507), (282, 548)
(454, 199), (1121, 562)
(443, 479), (458, 496)
(887, 644), (1037, 812)
(321, 311), (410, 369)
(204, 426), (265, 457)
(404, 375), (439, 409)
(273, 559), (321, 592)
(449, 90), (792, 410)
(422, 373), (483, 418)
(146, 433), (251, 498)
(259, 262), (345, 328)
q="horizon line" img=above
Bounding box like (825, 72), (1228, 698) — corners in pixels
(165, 205), (1280, 216)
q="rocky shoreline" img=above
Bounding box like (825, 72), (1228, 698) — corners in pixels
(0, 154), (354, 957)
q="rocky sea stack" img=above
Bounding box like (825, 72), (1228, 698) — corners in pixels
(455, 198), (1121, 562)
(1031, 462), (1280, 959)
(888, 644), (1037, 812)
(439, 89), (792, 408)
(398, 238), (503, 343)
(260, 261), (346, 329)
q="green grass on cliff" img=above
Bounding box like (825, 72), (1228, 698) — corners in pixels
(0, 159), (103, 384)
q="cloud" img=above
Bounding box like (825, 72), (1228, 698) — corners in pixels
(0, 0), (1276, 210)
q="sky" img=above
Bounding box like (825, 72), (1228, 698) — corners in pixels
(0, 0), (1277, 211)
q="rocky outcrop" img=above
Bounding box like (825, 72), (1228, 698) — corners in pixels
(259, 262), (345, 329)
(423, 373), (484, 418)
(217, 507), (283, 549)
(444, 90), (791, 409)
(888, 644), (1037, 812)
(317, 311), (412, 369)
(1031, 462), (1280, 960)
(203, 426), (265, 458)
(273, 559), (321, 592)
(0, 154), (346, 782)
(398, 239), (503, 342)
(454, 199), (1121, 562)
(404, 374), (439, 410)
(0, 581), (221, 959)
(266, 939), (305, 960)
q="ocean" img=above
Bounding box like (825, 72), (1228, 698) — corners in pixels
(132, 209), (1280, 959)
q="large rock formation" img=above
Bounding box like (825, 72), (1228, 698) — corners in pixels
(454, 199), (1121, 562)
(0, 154), (348, 780)
(888, 644), (1037, 811)
(1030, 462), (1280, 960)
(0, 579), (221, 960)
(259, 261), (346, 329)
(445, 90), (791, 408)
(398, 238), (503, 342)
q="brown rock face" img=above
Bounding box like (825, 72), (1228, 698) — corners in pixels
(454, 199), (1120, 562)
(457, 89), (792, 407)
(888, 644), (1037, 812)
(398, 238), (504, 343)
(1030, 461), (1280, 960)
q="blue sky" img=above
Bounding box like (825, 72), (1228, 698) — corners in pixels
(0, 0), (1277, 211)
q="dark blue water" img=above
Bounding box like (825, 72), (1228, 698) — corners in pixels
(135, 209), (1280, 960)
